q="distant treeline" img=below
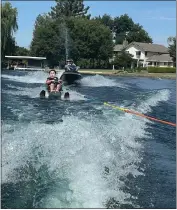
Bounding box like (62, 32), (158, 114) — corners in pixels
(2, 1), (176, 68)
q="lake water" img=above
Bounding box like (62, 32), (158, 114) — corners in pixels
(1, 70), (176, 208)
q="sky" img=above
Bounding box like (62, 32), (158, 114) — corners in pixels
(9, 1), (176, 48)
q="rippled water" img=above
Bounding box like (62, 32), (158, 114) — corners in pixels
(1, 70), (176, 208)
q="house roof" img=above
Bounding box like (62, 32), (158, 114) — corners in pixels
(125, 42), (169, 53)
(147, 54), (173, 62)
(113, 44), (124, 52)
(5, 56), (46, 60)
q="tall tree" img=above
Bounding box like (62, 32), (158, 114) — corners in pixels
(30, 15), (113, 68)
(126, 23), (153, 43)
(1, 2), (18, 60)
(48, 0), (91, 61)
(49, 0), (90, 19)
(96, 14), (152, 44)
(94, 14), (114, 30)
(30, 14), (66, 66)
(114, 14), (134, 35)
(115, 14), (152, 44)
(168, 36), (176, 67)
(68, 18), (113, 67)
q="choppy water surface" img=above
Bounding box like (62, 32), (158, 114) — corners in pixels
(1, 70), (176, 208)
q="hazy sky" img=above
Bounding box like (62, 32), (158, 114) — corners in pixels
(10, 1), (176, 48)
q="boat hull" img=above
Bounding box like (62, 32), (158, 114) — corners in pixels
(60, 72), (82, 84)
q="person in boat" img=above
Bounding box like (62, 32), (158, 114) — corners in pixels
(46, 69), (62, 92)
(65, 59), (77, 72)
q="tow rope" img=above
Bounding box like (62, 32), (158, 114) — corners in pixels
(104, 102), (176, 127)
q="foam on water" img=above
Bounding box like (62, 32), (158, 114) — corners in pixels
(2, 70), (64, 84)
(2, 71), (127, 101)
(80, 75), (128, 88)
(3, 84), (44, 98)
(137, 89), (170, 113)
(4, 83), (86, 101)
(2, 71), (47, 84)
(2, 88), (170, 208)
(61, 90), (86, 101)
(2, 117), (143, 208)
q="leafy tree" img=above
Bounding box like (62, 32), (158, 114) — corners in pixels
(31, 0), (91, 66)
(14, 46), (30, 56)
(94, 14), (114, 30)
(1, 2), (18, 60)
(96, 14), (152, 44)
(168, 36), (176, 66)
(126, 23), (152, 44)
(49, 0), (90, 19)
(30, 14), (66, 66)
(68, 18), (113, 67)
(115, 15), (152, 44)
(114, 14), (134, 34)
(31, 15), (113, 68)
(113, 50), (134, 69)
(30, 3), (152, 68)
(4, 36), (16, 56)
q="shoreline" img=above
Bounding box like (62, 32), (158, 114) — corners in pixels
(78, 70), (176, 80)
(2, 69), (176, 80)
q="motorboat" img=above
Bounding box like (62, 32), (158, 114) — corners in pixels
(60, 65), (82, 85)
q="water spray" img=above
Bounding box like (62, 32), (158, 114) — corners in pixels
(104, 102), (176, 127)
(65, 27), (69, 61)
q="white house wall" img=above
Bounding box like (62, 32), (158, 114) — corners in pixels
(148, 62), (173, 67)
(126, 46), (145, 60)
(158, 62), (173, 67)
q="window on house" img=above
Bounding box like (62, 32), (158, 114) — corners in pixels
(164, 62), (167, 66)
(113, 52), (117, 56)
(148, 62), (152, 65)
(136, 51), (141, 56)
(145, 52), (147, 56)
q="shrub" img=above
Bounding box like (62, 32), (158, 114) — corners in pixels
(141, 67), (148, 70)
(126, 68), (134, 73)
(148, 67), (176, 73)
(133, 67), (147, 72)
(77, 59), (90, 69)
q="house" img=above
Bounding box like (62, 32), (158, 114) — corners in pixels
(146, 54), (173, 68)
(109, 40), (128, 63)
(113, 42), (174, 68)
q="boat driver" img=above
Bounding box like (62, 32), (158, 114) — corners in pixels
(65, 59), (77, 71)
